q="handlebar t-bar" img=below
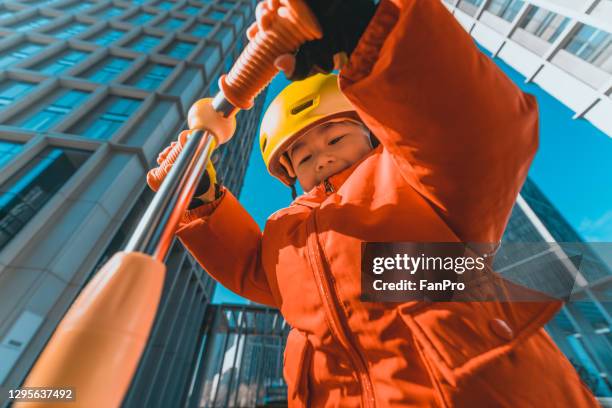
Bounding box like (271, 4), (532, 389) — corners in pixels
(218, 0), (322, 111)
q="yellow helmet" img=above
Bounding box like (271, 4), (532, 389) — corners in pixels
(259, 73), (359, 186)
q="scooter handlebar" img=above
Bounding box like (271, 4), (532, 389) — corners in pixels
(219, 0), (322, 110)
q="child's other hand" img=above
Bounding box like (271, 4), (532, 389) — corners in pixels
(274, 54), (296, 78)
(273, 52), (349, 82)
(147, 131), (218, 204)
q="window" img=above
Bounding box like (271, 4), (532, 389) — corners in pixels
(8, 15), (53, 32)
(31, 49), (90, 75)
(208, 73), (219, 95)
(156, 1), (175, 11)
(0, 140), (22, 169)
(126, 62), (173, 90)
(565, 25), (612, 73)
(0, 42), (46, 70)
(0, 81), (36, 108)
(16, 89), (90, 131)
(127, 34), (162, 53)
(70, 96), (142, 140)
(92, 6), (127, 19)
(125, 12), (156, 25)
(220, 1), (236, 9)
(457, 0), (484, 16)
(47, 21), (90, 40)
(158, 17), (186, 31)
(213, 26), (233, 51)
(83, 57), (132, 83)
(0, 6), (16, 19)
(189, 22), (214, 37)
(181, 5), (201, 15)
(223, 53), (234, 73)
(228, 12), (244, 30)
(164, 40), (196, 59)
(232, 36), (244, 59)
(239, 2), (251, 16)
(518, 7), (569, 43)
(0, 147), (90, 251)
(193, 44), (220, 74)
(87, 28), (126, 46)
(208, 9), (227, 20)
(485, 0), (525, 22)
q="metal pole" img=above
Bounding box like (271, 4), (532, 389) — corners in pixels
(225, 309), (247, 407)
(125, 129), (216, 260)
(232, 332), (248, 408)
(212, 320), (232, 407)
(254, 345), (264, 407)
(184, 308), (216, 408)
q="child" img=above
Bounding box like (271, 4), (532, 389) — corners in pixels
(147, 0), (599, 406)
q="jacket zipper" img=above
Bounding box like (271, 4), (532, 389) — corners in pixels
(306, 212), (376, 408)
(323, 179), (335, 193)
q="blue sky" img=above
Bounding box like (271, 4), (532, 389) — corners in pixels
(211, 52), (612, 304)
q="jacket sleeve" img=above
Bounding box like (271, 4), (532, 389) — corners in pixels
(339, 0), (539, 244)
(176, 188), (278, 307)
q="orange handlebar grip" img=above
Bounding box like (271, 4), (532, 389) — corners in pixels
(146, 131), (189, 192)
(220, 0), (322, 110)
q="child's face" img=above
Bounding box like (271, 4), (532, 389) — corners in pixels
(287, 120), (373, 192)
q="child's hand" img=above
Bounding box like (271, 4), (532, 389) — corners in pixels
(248, 0), (377, 81)
(147, 130), (218, 204)
(274, 54), (296, 78)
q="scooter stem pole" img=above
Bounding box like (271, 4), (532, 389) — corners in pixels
(125, 0), (323, 259)
(125, 129), (216, 261)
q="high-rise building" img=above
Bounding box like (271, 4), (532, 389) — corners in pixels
(0, 0), (267, 405)
(496, 177), (612, 397)
(442, 0), (612, 137)
(442, 1), (612, 397)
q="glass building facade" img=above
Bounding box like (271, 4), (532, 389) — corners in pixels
(444, 0), (612, 136)
(494, 178), (612, 397)
(0, 0), (273, 406)
(442, 3), (612, 395)
(446, 0), (612, 398)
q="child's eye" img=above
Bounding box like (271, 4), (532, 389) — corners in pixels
(299, 155), (312, 165)
(329, 135), (345, 145)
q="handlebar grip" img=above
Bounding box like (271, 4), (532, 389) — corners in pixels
(146, 146), (181, 192)
(219, 0), (322, 110)
(147, 132), (189, 192)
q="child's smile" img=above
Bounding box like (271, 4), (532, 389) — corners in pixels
(286, 120), (373, 192)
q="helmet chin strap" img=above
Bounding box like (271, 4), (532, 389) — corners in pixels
(279, 153), (299, 199)
(290, 183), (298, 200)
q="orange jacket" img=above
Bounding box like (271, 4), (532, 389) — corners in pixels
(176, 1), (599, 406)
